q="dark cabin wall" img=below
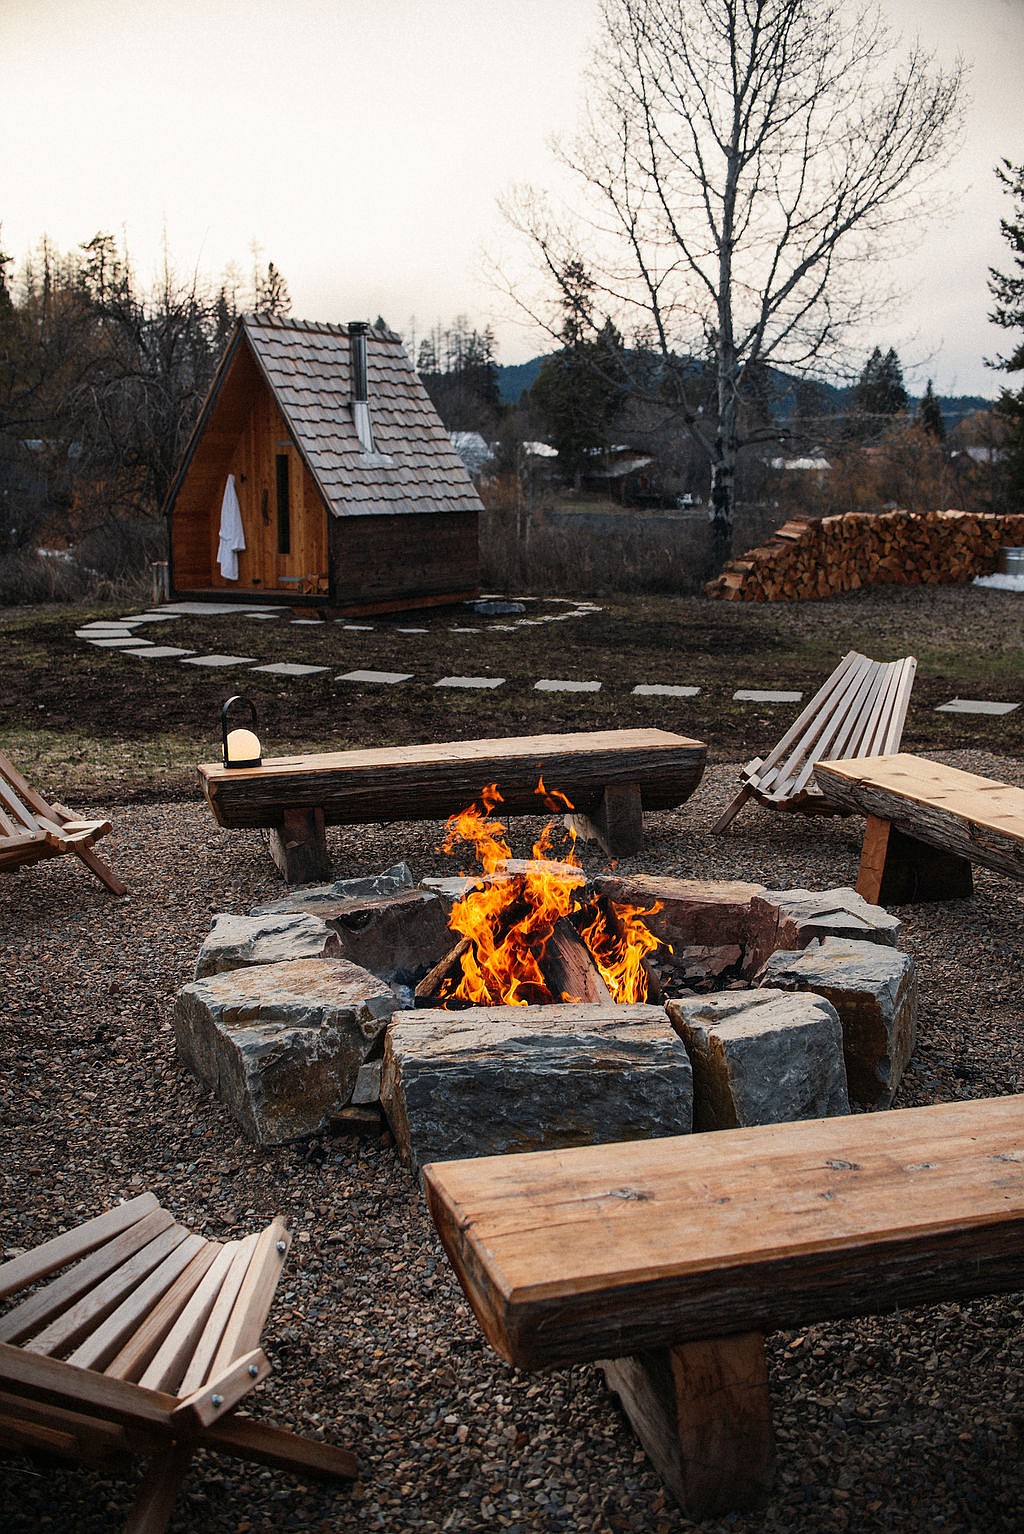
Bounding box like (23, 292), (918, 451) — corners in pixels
(329, 511), (480, 613)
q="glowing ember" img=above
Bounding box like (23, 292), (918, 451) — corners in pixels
(436, 779), (667, 1007)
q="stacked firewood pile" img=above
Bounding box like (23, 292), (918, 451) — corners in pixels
(706, 509), (1024, 601)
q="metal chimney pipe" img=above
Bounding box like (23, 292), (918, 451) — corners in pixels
(348, 321), (369, 403)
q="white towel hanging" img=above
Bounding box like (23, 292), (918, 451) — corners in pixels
(217, 473), (245, 580)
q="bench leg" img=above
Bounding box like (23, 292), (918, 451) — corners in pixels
(600, 1331), (775, 1516)
(265, 809), (331, 884)
(569, 783), (644, 857)
(857, 815), (974, 905)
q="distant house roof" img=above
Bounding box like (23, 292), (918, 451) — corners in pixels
(586, 449), (654, 480)
(184, 315), (483, 519)
(770, 455), (831, 471)
(449, 431), (494, 477)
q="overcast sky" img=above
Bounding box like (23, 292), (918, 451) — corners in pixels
(4, 0), (1023, 396)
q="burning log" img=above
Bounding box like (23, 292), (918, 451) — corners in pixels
(414, 938), (474, 1008)
(542, 918), (614, 1005)
(423, 781), (670, 1009)
(415, 910), (614, 1007)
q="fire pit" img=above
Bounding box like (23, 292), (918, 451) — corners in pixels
(173, 786), (917, 1159)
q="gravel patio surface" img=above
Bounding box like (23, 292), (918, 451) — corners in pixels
(1, 751), (1021, 1533)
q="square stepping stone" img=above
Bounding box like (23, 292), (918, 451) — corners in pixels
(733, 689), (803, 703)
(935, 698), (1020, 716)
(396, 627), (428, 634)
(251, 662), (330, 677)
(534, 679), (602, 693)
(122, 646), (195, 659)
(180, 653), (258, 667)
(632, 684), (700, 698)
(78, 617), (144, 627)
(122, 612), (182, 622)
(339, 623), (375, 631)
(161, 601), (253, 615)
(245, 611), (281, 620)
(88, 636), (153, 648)
(77, 627), (134, 638)
(449, 626), (481, 633)
(336, 669), (413, 685)
(434, 676), (506, 689)
(290, 618), (324, 625)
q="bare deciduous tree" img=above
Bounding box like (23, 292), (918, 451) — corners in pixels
(502, 0), (965, 563)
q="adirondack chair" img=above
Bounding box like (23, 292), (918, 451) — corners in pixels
(0, 1193), (357, 1532)
(713, 650), (917, 833)
(0, 749), (126, 895)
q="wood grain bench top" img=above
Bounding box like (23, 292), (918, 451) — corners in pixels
(814, 753), (1024, 900)
(814, 754), (1024, 838)
(197, 728), (707, 829)
(423, 1095), (1024, 1372)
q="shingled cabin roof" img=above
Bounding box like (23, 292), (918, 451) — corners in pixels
(187, 314), (483, 519)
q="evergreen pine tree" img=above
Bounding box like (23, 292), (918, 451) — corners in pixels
(987, 159), (1024, 505)
(918, 379), (945, 440)
(856, 346), (909, 419)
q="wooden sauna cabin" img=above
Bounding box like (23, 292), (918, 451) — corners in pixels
(164, 315), (482, 613)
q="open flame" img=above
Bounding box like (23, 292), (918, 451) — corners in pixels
(436, 778), (666, 1007)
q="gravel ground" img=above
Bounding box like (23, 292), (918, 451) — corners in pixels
(1, 751), (1022, 1533)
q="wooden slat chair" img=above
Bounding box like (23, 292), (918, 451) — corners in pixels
(713, 650), (917, 834)
(0, 1193), (356, 1532)
(0, 750), (126, 895)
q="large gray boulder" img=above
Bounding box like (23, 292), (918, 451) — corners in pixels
(756, 937), (917, 1107)
(252, 888), (448, 986)
(667, 988), (850, 1131)
(381, 1003), (693, 1174)
(745, 886), (901, 974)
(173, 957), (396, 1145)
(194, 912), (342, 979)
(594, 875), (767, 952)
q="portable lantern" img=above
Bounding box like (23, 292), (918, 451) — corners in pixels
(221, 696), (262, 768)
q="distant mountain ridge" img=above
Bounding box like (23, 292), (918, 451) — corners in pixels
(495, 355), (993, 428)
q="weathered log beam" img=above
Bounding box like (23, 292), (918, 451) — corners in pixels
(263, 808), (330, 885)
(600, 1333), (774, 1516)
(198, 730), (707, 831)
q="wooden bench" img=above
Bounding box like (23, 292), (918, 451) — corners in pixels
(814, 753), (1024, 903)
(197, 728), (707, 883)
(423, 1096), (1024, 1517)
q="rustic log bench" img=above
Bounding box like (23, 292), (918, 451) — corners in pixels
(423, 1096), (1024, 1517)
(814, 753), (1024, 904)
(197, 728), (707, 883)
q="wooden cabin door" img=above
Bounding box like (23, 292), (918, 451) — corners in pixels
(226, 392), (328, 594)
(270, 437), (329, 596)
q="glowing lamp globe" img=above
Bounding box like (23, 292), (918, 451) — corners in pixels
(221, 696), (262, 769)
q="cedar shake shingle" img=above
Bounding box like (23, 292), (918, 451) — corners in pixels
(241, 315), (483, 520)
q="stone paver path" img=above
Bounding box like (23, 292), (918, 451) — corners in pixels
(71, 600), (1021, 721)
